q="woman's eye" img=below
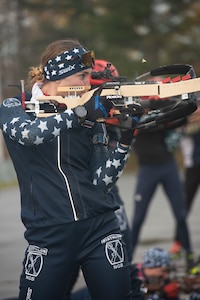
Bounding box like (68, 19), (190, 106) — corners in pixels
(80, 74), (87, 80)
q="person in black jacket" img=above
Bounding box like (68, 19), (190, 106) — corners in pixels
(170, 102), (200, 257)
(130, 93), (199, 275)
(0, 39), (143, 300)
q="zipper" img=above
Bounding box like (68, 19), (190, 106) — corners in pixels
(57, 136), (79, 221)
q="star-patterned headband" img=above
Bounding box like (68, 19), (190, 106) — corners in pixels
(43, 46), (95, 81)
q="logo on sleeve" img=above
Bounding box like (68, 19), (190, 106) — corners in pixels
(3, 98), (21, 108)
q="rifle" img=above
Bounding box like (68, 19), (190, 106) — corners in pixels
(25, 64), (199, 129)
(144, 274), (200, 294)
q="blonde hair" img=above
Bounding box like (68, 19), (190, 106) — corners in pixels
(28, 38), (81, 85)
(28, 65), (44, 85)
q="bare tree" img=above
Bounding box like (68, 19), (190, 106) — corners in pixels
(0, 0), (21, 159)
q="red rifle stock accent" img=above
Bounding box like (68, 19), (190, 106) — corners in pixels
(20, 80), (26, 109)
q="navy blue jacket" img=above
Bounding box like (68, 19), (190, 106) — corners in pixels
(0, 96), (130, 229)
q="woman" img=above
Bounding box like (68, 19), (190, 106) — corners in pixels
(0, 38), (142, 300)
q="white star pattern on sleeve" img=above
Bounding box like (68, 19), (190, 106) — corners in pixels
(11, 127), (17, 137)
(96, 167), (102, 178)
(54, 114), (63, 124)
(21, 128), (30, 139)
(112, 159), (121, 169)
(93, 178), (97, 185)
(38, 120), (48, 132)
(92, 142), (130, 191)
(52, 127), (61, 137)
(20, 122), (29, 128)
(3, 123), (7, 132)
(117, 170), (123, 178)
(34, 136), (44, 145)
(66, 119), (73, 129)
(18, 139), (25, 145)
(2, 101), (79, 146)
(102, 174), (113, 185)
(66, 109), (74, 116)
(11, 117), (20, 125)
(106, 160), (112, 168)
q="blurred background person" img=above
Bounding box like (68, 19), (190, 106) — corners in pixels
(170, 100), (200, 263)
(135, 247), (180, 300)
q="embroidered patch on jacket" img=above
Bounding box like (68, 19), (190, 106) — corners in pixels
(101, 234), (124, 269)
(3, 98), (21, 108)
(25, 245), (48, 281)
